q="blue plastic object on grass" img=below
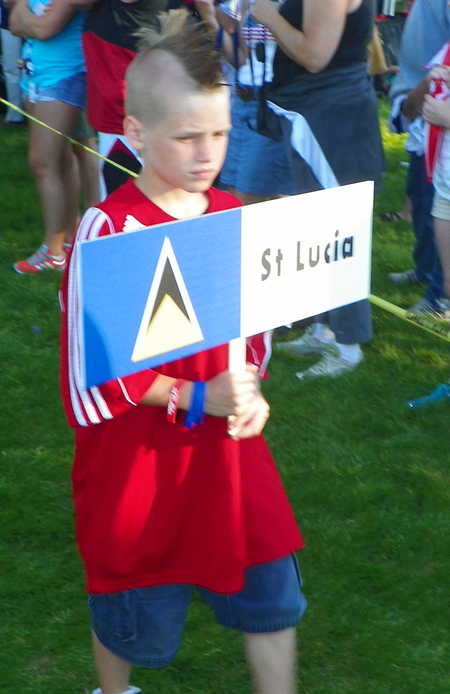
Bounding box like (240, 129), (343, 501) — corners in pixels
(407, 383), (450, 409)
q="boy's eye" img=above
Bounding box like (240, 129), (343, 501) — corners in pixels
(176, 135), (194, 142)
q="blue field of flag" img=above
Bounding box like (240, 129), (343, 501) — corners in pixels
(81, 208), (242, 388)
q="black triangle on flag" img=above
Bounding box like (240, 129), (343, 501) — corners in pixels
(131, 237), (204, 362)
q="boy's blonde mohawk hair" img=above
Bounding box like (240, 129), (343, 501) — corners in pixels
(136, 9), (223, 90)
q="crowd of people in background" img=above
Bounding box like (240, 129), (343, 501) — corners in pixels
(2, 1), (450, 693)
(0, 0), (449, 376)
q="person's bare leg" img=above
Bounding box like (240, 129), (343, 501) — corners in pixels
(395, 196), (412, 222)
(434, 217), (450, 298)
(72, 137), (101, 210)
(402, 196), (412, 221)
(92, 630), (132, 694)
(27, 100), (80, 255)
(244, 627), (297, 694)
(381, 196), (412, 222)
(61, 142), (80, 245)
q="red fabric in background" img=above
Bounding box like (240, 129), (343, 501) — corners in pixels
(83, 33), (135, 134)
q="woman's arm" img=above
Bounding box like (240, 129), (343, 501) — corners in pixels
(401, 77), (429, 122)
(9, 0), (77, 40)
(194, 0), (247, 67)
(251, 0), (355, 73)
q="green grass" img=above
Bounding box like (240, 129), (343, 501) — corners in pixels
(1, 99), (450, 693)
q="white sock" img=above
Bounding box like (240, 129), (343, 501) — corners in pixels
(312, 323), (335, 344)
(336, 343), (362, 364)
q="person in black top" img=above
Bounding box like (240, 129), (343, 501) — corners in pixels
(252, 0), (384, 380)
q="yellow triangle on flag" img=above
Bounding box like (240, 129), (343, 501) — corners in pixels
(132, 294), (204, 361)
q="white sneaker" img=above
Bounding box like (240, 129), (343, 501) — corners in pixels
(276, 326), (331, 356)
(295, 345), (361, 380)
(407, 297), (450, 320)
(388, 268), (423, 285)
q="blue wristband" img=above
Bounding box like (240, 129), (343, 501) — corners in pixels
(184, 381), (206, 429)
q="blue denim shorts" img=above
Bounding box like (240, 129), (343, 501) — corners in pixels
(220, 93), (295, 197)
(88, 554), (307, 668)
(27, 72), (86, 108)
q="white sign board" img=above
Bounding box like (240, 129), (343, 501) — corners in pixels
(240, 181), (373, 335)
(81, 181), (373, 386)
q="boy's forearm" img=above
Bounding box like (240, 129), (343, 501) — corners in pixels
(140, 374), (193, 411)
(139, 368), (262, 424)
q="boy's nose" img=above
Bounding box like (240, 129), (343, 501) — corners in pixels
(195, 139), (213, 162)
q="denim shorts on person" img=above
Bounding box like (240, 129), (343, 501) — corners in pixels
(88, 554), (307, 668)
(27, 72), (86, 108)
(220, 93), (295, 197)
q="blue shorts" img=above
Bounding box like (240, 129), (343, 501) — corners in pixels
(220, 93), (295, 197)
(88, 554), (307, 668)
(25, 72), (86, 108)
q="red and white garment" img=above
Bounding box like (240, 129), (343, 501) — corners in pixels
(424, 41), (450, 184)
(60, 180), (303, 595)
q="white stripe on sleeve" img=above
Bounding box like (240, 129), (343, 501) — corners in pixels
(67, 208), (116, 426)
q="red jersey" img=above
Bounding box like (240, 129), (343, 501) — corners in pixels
(60, 180), (303, 594)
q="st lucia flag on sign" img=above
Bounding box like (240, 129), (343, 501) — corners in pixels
(80, 183), (373, 389)
(80, 208), (242, 388)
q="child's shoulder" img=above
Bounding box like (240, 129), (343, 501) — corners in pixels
(84, 184), (243, 240)
(96, 178), (144, 216)
(98, 184), (243, 225)
(93, 179), (166, 236)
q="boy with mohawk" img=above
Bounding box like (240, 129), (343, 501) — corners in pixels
(60, 11), (305, 694)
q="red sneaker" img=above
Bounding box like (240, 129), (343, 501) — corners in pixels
(14, 245), (67, 274)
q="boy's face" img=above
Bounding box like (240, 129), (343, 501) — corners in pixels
(129, 88), (231, 195)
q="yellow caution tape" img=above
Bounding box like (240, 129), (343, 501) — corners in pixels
(3, 97), (450, 345)
(369, 294), (450, 342)
(0, 97), (139, 178)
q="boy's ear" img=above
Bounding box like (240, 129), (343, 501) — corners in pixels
(124, 115), (144, 151)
